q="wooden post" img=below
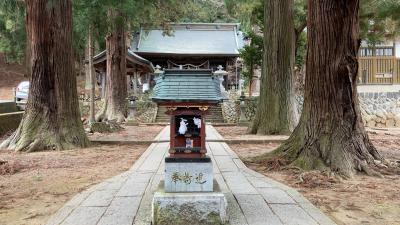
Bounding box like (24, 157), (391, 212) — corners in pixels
(170, 114), (175, 155)
(126, 75), (132, 94)
(372, 57), (377, 83)
(101, 72), (106, 98)
(133, 71), (138, 95)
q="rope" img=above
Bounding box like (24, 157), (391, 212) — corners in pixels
(167, 60), (209, 69)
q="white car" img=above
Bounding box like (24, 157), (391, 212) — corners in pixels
(15, 81), (29, 110)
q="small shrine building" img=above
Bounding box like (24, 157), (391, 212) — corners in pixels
(152, 69), (223, 158)
(151, 69), (227, 225)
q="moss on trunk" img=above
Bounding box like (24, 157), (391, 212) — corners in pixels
(250, 0), (298, 135)
(96, 10), (127, 123)
(269, 0), (383, 177)
(1, 0), (89, 152)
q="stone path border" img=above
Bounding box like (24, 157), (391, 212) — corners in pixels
(90, 136), (288, 145)
(47, 125), (336, 225)
(89, 139), (169, 145)
(90, 125), (391, 146)
(90, 138), (287, 145)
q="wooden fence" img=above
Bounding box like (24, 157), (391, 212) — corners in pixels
(358, 57), (400, 84)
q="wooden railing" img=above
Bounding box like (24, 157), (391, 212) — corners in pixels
(358, 57), (400, 84)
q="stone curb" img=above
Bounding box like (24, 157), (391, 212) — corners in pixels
(90, 138), (288, 145)
(89, 139), (169, 145)
(367, 127), (400, 131)
(91, 136), (387, 145)
(207, 138), (287, 144)
(135, 122), (241, 127)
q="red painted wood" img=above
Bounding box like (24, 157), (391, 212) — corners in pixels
(165, 105), (210, 158)
(170, 116), (175, 150)
(201, 115), (206, 152)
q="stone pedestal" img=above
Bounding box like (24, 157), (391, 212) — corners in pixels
(238, 102), (249, 126)
(165, 157), (213, 192)
(152, 181), (228, 225)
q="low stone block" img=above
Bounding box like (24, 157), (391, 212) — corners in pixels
(0, 111), (23, 136)
(152, 181), (228, 225)
(165, 157), (213, 192)
(386, 119), (395, 127)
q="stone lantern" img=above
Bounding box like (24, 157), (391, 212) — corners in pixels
(238, 91), (248, 125)
(213, 65), (228, 93)
(154, 65), (164, 78)
(126, 95), (138, 125)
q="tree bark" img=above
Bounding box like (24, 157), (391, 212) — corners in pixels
(273, 0), (383, 177)
(84, 40), (91, 92)
(1, 0), (89, 152)
(96, 10), (127, 123)
(250, 0), (298, 135)
(248, 62), (253, 97)
(88, 27), (95, 123)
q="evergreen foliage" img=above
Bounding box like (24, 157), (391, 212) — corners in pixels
(0, 0), (234, 64)
(361, 0), (400, 45)
(239, 32), (262, 84)
(0, 0), (25, 63)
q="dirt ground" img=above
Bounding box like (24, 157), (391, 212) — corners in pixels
(90, 125), (165, 142)
(215, 126), (289, 140)
(0, 144), (149, 225)
(224, 127), (400, 225)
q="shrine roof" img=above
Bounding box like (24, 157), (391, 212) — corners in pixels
(92, 49), (154, 73)
(152, 69), (223, 103)
(132, 23), (244, 56)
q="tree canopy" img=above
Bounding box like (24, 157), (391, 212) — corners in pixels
(2, 0), (399, 65)
(361, 0), (400, 44)
(0, 0), (235, 64)
(0, 0), (25, 63)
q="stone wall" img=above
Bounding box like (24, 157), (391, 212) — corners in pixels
(136, 101), (157, 123)
(78, 92), (158, 123)
(221, 92), (240, 123)
(221, 91), (258, 123)
(296, 92), (400, 128)
(221, 91), (400, 128)
(359, 92), (400, 128)
(0, 111), (23, 136)
(0, 101), (18, 114)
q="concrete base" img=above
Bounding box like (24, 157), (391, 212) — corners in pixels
(152, 181), (228, 225)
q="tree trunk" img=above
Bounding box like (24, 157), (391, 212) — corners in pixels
(88, 27), (95, 123)
(250, 0), (298, 135)
(248, 62), (253, 97)
(84, 40), (91, 92)
(1, 0), (89, 152)
(273, 0), (382, 177)
(96, 10), (127, 123)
